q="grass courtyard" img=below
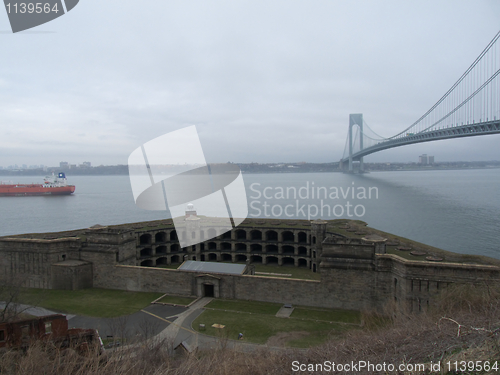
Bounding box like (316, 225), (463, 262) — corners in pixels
(192, 299), (361, 347)
(17, 288), (163, 318)
(13, 288), (362, 348)
(155, 294), (197, 306)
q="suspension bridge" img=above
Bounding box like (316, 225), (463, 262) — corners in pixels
(340, 30), (500, 172)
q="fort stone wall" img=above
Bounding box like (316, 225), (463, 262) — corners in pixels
(0, 219), (499, 312)
(51, 261), (93, 290)
(0, 237), (80, 289)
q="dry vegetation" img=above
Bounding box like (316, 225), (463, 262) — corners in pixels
(1, 283), (499, 374)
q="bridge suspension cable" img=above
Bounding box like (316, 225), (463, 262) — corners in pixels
(342, 119), (388, 159)
(342, 30), (500, 168)
(391, 30), (500, 139)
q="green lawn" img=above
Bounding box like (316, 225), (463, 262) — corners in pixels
(194, 299), (360, 347)
(291, 307), (361, 324)
(193, 309), (349, 347)
(156, 295), (197, 306)
(386, 246), (427, 261)
(18, 288), (163, 318)
(205, 299), (282, 315)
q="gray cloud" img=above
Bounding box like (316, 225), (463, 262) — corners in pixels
(1, 0), (499, 167)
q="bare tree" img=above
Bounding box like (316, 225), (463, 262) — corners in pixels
(137, 316), (161, 345)
(0, 275), (39, 323)
(105, 315), (131, 348)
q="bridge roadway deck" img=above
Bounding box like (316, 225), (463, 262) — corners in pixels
(341, 119), (500, 163)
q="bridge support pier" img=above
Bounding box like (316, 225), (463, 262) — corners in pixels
(348, 114), (363, 173)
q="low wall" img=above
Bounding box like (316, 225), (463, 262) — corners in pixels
(93, 252), (500, 312)
(98, 264), (386, 310)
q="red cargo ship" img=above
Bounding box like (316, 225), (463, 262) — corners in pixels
(0, 172), (75, 196)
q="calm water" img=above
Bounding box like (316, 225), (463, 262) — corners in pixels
(1, 169), (499, 259)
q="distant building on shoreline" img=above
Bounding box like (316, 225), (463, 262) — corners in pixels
(418, 154), (434, 165)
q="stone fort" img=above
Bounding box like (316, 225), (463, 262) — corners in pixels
(0, 212), (499, 313)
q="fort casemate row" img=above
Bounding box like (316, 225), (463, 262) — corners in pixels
(1, 207), (499, 313)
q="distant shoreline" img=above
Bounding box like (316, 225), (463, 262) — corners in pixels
(0, 162), (499, 176)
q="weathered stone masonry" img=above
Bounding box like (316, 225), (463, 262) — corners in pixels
(0, 219), (498, 312)
(134, 225), (315, 269)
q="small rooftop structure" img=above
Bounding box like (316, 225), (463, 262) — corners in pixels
(178, 260), (247, 275)
(361, 234), (387, 243)
(185, 203), (197, 218)
(174, 340), (194, 355)
(88, 224), (107, 229)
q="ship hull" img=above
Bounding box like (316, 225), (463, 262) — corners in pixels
(0, 184), (75, 196)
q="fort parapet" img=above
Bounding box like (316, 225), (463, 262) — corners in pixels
(0, 218), (498, 312)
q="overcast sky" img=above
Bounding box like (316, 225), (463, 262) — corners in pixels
(1, 0), (499, 167)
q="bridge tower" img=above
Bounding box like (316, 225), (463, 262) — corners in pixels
(348, 113), (364, 172)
